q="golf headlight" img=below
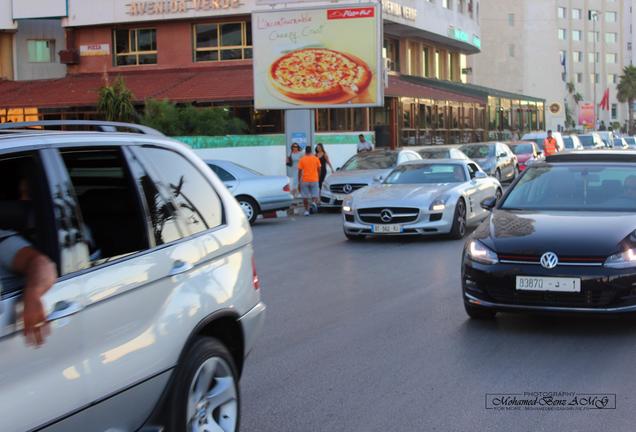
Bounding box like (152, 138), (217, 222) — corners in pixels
(605, 248), (636, 268)
(467, 240), (498, 264)
(342, 198), (353, 213)
(429, 195), (449, 212)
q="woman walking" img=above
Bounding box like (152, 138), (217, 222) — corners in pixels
(315, 143), (334, 190)
(286, 142), (303, 197)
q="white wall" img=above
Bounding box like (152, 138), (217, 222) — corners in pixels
(192, 144), (358, 177)
(14, 19), (66, 80)
(0, 0), (16, 29)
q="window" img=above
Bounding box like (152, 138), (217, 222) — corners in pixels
(559, 50), (566, 62)
(422, 47), (430, 77)
(508, 13), (514, 26)
(606, 53), (618, 63)
(558, 7), (566, 19)
(193, 21), (252, 62)
(467, 163), (480, 179)
(608, 73), (618, 84)
(434, 50), (441, 79)
(572, 30), (581, 41)
(458, 0), (464, 13)
(606, 32), (617, 43)
(588, 31), (599, 43)
(208, 164), (235, 182)
(60, 149), (149, 267)
(606, 11), (617, 23)
(384, 38), (400, 72)
(443, 0), (452, 9)
(572, 8), (581, 19)
(27, 40), (54, 63)
(576, 72), (583, 83)
(590, 73), (599, 84)
(558, 29), (567, 40)
(138, 147), (223, 236)
(113, 28), (157, 66)
(572, 51), (582, 62)
(611, 103), (617, 119)
(588, 52), (599, 63)
(509, 44), (515, 58)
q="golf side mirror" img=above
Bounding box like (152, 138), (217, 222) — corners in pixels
(480, 196), (497, 211)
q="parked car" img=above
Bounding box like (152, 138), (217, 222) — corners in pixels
(624, 137), (636, 149)
(577, 132), (605, 149)
(562, 134), (584, 151)
(612, 137), (629, 149)
(320, 148), (422, 208)
(596, 130), (616, 148)
(460, 142), (518, 182)
(462, 150), (636, 319)
(521, 131), (566, 153)
(416, 145), (469, 160)
(342, 160), (502, 240)
(0, 121), (265, 432)
(205, 159), (292, 224)
(506, 141), (543, 171)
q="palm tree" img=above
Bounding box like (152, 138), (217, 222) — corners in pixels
(97, 76), (137, 123)
(617, 65), (636, 134)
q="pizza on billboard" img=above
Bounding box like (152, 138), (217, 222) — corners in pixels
(268, 48), (372, 103)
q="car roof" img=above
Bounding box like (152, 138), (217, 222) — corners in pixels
(546, 150), (636, 163)
(506, 140), (535, 145)
(417, 145), (458, 150)
(400, 159), (467, 166)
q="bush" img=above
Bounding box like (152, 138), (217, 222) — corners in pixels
(97, 76), (137, 123)
(141, 99), (247, 136)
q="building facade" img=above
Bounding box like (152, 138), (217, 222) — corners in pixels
(0, 0), (544, 147)
(472, 0), (628, 131)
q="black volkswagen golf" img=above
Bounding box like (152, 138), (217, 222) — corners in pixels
(462, 151), (636, 319)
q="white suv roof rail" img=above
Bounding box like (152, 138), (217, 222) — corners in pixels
(0, 120), (164, 136)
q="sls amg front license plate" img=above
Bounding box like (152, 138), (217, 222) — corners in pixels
(372, 224), (402, 233)
(515, 276), (581, 293)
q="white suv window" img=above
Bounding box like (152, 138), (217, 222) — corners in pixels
(138, 147), (223, 236)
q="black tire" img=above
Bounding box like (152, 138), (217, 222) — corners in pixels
(237, 196), (259, 225)
(170, 337), (241, 432)
(464, 301), (497, 320)
(494, 168), (501, 182)
(449, 198), (467, 240)
(345, 232), (364, 241)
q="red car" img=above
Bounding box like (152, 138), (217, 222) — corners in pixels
(506, 141), (543, 171)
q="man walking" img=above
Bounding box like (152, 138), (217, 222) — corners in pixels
(543, 130), (558, 157)
(357, 134), (373, 153)
(298, 145), (322, 216)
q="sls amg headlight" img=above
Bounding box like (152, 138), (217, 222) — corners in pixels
(467, 240), (499, 264)
(429, 195), (450, 212)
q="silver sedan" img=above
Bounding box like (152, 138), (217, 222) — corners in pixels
(205, 159), (293, 224)
(342, 160), (502, 240)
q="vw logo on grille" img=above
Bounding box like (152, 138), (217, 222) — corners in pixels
(343, 184), (353, 194)
(380, 209), (393, 223)
(540, 252), (559, 269)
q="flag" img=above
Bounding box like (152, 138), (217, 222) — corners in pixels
(598, 88), (610, 111)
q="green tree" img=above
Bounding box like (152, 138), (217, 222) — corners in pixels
(617, 65), (636, 134)
(573, 92), (583, 104)
(96, 76), (137, 122)
(141, 99), (247, 136)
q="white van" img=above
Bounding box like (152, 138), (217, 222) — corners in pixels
(521, 131), (566, 153)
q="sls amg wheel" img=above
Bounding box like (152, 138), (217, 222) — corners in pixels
(449, 199), (467, 240)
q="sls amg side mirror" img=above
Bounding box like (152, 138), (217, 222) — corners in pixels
(373, 174), (384, 183)
(474, 171), (487, 180)
(480, 197), (497, 211)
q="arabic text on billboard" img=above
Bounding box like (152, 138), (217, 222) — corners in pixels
(252, 4), (383, 110)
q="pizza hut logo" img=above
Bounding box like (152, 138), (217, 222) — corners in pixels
(327, 7), (375, 20)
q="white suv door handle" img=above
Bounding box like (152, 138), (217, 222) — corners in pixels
(47, 300), (83, 322)
(170, 260), (193, 276)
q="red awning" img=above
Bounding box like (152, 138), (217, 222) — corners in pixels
(385, 75), (483, 104)
(0, 65), (254, 109)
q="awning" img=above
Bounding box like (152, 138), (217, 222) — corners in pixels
(385, 75), (484, 104)
(0, 65), (254, 109)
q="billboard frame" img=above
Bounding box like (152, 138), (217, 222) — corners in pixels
(251, 2), (384, 110)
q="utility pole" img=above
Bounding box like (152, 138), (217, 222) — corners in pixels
(590, 10), (598, 129)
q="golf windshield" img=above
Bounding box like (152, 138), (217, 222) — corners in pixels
(460, 145), (492, 159)
(384, 164), (467, 184)
(341, 153), (397, 171)
(502, 164), (636, 211)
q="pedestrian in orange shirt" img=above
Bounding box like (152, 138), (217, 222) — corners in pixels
(543, 130), (558, 157)
(298, 145), (322, 216)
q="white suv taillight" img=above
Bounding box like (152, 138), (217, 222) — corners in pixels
(252, 256), (260, 290)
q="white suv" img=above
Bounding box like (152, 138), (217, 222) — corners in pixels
(0, 122), (265, 432)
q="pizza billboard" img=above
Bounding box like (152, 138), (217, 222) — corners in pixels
(252, 3), (383, 110)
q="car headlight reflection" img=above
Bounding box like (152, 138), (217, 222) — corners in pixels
(604, 248), (636, 268)
(467, 240), (499, 264)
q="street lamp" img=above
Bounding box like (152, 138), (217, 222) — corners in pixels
(589, 10), (599, 128)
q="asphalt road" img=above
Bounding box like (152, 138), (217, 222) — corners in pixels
(240, 213), (636, 432)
